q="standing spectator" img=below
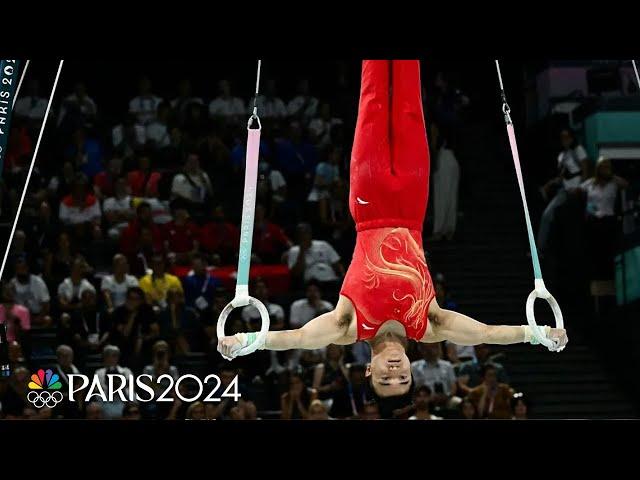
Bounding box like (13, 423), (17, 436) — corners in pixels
(112, 113), (146, 158)
(430, 123), (460, 242)
(129, 76), (162, 126)
(0, 282), (30, 343)
(170, 152), (213, 218)
(208, 80), (245, 124)
(199, 205), (240, 265)
(254, 79), (287, 119)
(10, 256), (51, 327)
(286, 223), (344, 286)
(58, 173), (102, 228)
(171, 79), (204, 123)
(289, 280), (334, 328)
(103, 178), (135, 240)
(163, 206), (200, 265)
(101, 254), (140, 312)
(145, 101), (172, 149)
(14, 79), (48, 122)
(408, 386), (443, 420)
(57, 258), (96, 314)
(138, 254), (184, 311)
(64, 127), (104, 179)
(94, 345), (134, 419)
(410, 343), (460, 412)
(457, 344), (509, 395)
(280, 370), (318, 420)
(252, 204), (292, 264)
(467, 364), (514, 419)
(538, 128), (590, 256)
(57, 82), (98, 128)
(287, 79), (319, 124)
(127, 153), (162, 198)
(241, 278), (285, 331)
(93, 156), (124, 200)
(182, 255), (220, 316)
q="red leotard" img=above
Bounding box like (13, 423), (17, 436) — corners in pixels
(340, 60), (435, 341)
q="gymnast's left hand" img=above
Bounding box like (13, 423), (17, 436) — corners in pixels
(218, 335), (244, 360)
(548, 328), (568, 351)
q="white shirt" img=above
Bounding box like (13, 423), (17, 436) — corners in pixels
(101, 274), (139, 308)
(409, 414), (443, 420)
(557, 145), (587, 189)
(289, 298), (334, 328)
(129, 95), (162, 125)
(14, 96), (48, 120)
(57, 93), (97, 125)
(171, 96), (204, 115)
(286, 240), (341, 282)
(446, 341), (477, 362)
(254, 95), (287, 118)
(308, 117), (344, 147)
(209, 97), (245, 117)
(57, 278), (96, 303)
(141, 197), (172, 224)
(287, 95), (319, 121)
(59, 200), (101, 226)
(580, 178), (619, 218)
(103, 196), (132, 215)
(10, 275), (50, 314)
(410, 359), (457, 396)
(242, 302), (285, 325)
(146, 121), (170, 148)
(171, 172), (212, 204)
(112, 124), (146, 148)
(269, 170), (286, 191)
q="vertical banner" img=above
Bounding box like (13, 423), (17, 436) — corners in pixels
(0, 59), (22, 174)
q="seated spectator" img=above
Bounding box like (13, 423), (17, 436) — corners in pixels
(57, 82), (98, 128)
(538, 128), (590, 256)
(47, 161), (76, 205)
(208, 79), (245, 124)
(5, 231), (27, 280)
(0, 366), (30, 418)
(164, 206), (200, 265)
(410, 343), (460, 412)
(64, 127), (104, 179)
(199, 205), (240, 265)
(146, 101), (171, 149)
(85, 402), (105, 420)
(57, 257), (96, 314)
(228, 399), (260, 420)
(44, 232), (76, 289)
(170, 152), (213, 217)
(182, 102), (209, 144)
(289, 280), (333, 328)
(274, 121), (318, 199)
(14, 79), (48, 122)
(408, 386), (443, 420)
(307, 399), (331, 420)
(4, 120), (33, 174)
(101, 254), (139, 312)
(94, 345), (134, 419)
(171, 79), (204, 124)
(131, 195), (172, 225)
(10, 256), (51, 327)
(287, 78), (319, 124)
(21, 200), (60, 257)
(129, 76), (162, 126)
(59, 173), (102, 229)
(312, 344), (351, 419)
(127, 153), (162, 198)
(103, 177), (134, 240)
(256, 158), (287, 219)
(230, 125), (272, 172)
(360, 401), (381, 420)
(307, 145), (342, 231)
(185, 401), (207, 420)
(252, 203), (291, 264)
(120, 201), (165, 258)
(241, 277), (285, 331)
(198, 125), (232, 189)
(286, 223), (344, 286)
(139, 254), (184, 311)
(93, 156), (124, 200)
(0, 282), (30, 342)
(308, 102), (344, 148)
(112, 113), (146, 158)
(52, 345), (83, 419)
(430, 122), (460, 242)
(60, 287), (109, 363)
(182, 254), (221, 316)
(108, 288), (159, 367)
(511, 392), (530, 420)
(254, 79), (287, 119)
(142, 340), (179, 418)
(467, 364), (514, 419)
(280, 370), (318, 420)
(157, 287), (200, 355)
(122, 402), (142, 420)
(457, 344), (509, 396)
(459, 398), (478, 419)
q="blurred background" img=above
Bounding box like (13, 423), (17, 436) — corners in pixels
(0, 58), (639, 420)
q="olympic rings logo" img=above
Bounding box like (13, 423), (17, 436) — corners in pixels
(27, 390), (63, 409)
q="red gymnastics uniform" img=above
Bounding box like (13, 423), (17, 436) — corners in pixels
(340, 60), (435, 342)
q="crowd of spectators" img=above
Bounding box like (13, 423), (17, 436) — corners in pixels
(0, 66), (528, 420)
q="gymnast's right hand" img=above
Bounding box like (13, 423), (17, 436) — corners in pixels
(218, 335), (245, 361)
(548, 328), (568, 351)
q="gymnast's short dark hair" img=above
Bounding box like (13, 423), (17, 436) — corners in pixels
(364, 374), (416, 419)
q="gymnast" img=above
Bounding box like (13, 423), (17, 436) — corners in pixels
(218, 60), (568, 403)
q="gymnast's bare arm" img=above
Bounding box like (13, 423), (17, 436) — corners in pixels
(422, 298), (568, 348)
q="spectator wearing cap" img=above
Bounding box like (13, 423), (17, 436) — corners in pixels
(57, 258), (96, 314)
(10, 256), (51, 327)
(138, 254), (183, 312)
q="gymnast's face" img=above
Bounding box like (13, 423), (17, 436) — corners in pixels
(366, 342), (412, 397)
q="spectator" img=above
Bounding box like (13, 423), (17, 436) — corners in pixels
(308, 102), (343, 148)
(14, 79), (48, 122)
(57, 258), (96, 314)
(146, 101), (171, 149)
(112, 113), (146, 158)
(538, 128), (590, 256)
(138, 254), (184, 311)
(163, 206), (200, 265)
(122, 402), (142, 420)
(127, 154), (162, 198)
(170, 152), (213, 217)
(577, 156), (629, 282)
(10, 256), (51, 327)
(171, 79), (204, 123)
(254, 79), (287, 119)
(93, 345), (134, 419)
(57, 82), (98, 128)
(185, 401), (207, 420)
(286, 223), (344, 286)
(467, 364), (514, 419)
(360, 401), (381, 420)
(408, 386), (443, 420)
(44, 232), (75, 289)
(85, 402), (104, 420)
(60, 288), (109, 362)
(119, 201), (165, 259)
(199, 205), (240, 265)
(289, 280), (334, 328)
(103, 178), (135, 240)
(274, 121), (318, 199)
(252, 203), (291, 264)
(430, 122), (460, 242)
(410, 343), (460, 412)
(64, 127), (104, 179)
(208, 79), (245, 123)
(511, 392), (530, 420)
(459, 398), (478, 419)
(21, 200), (60, 258)
(280, 370), (318, 420)
(129, 76), (162, 126)
(182, 254), (221, 316)
(131, 195), (172, 225)
(312, 344), (351, 418)
(52, 345), (83, 417)
(108, 288), (159, 367)
(101, 254), (140, 312)
(287, 79), (319, 124)
(256, 158), (287, 219)
(307, 145), (343, 233)
(142, 340), (179, 418)
(47, 161), (76, 205)
(241, 278), (285, 331)
(307, 399), (331, 420)
(157, 287), (200, 355)
(457, 344), (509, 395)
(0, 282), (30, 343)
(58, 173), (102, 228)
(0, 366), (30, 418)
(93, 156), (124, 200)
(182, 103), (209, 144)
(4, 120), (33, 175)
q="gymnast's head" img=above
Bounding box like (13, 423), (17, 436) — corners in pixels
(365, 331), (413, 400)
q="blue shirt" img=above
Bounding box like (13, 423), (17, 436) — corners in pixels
(182, 273), (221, 311)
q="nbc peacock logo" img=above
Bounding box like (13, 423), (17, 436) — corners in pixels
(27, 369), (64, 408)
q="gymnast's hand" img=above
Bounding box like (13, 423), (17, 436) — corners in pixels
(548, 328), (568, 351)
(217, 335), (244, 360)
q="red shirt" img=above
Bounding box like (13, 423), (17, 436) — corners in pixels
(199, 222), (240, 260)
(93, 171), (117, 197)
(127, 170), (162, 197)
(4, 127), (32, 172)
(253, 222), (290, 262)
(164, 221), (200, 254)
(119, 219), (165, 256)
